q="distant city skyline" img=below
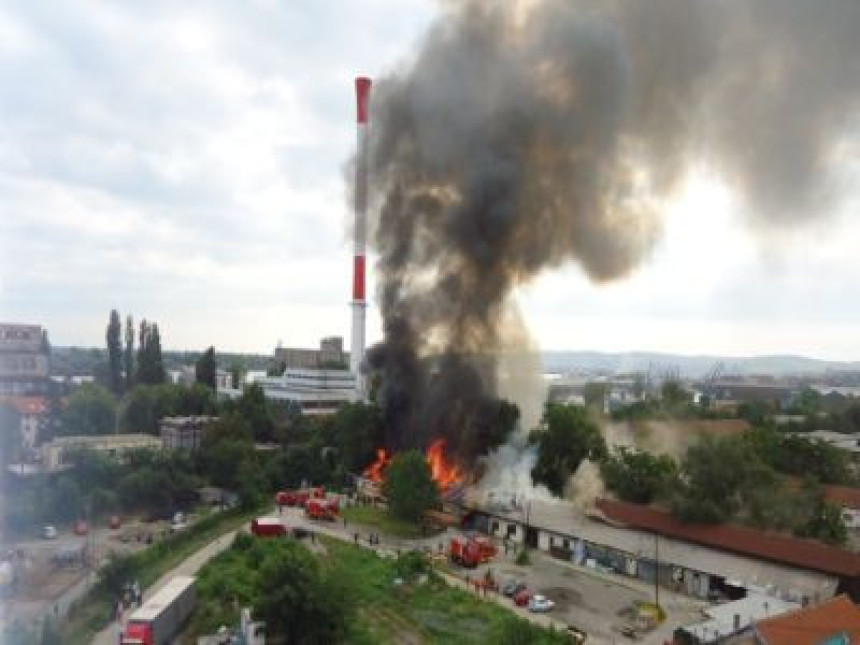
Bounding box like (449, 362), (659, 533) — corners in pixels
(2, 2), (859, 362)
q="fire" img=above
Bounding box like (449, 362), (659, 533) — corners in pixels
(363, 448), (390, 483)
(426, 439), (463, 491)
(362, 439), (463, 492)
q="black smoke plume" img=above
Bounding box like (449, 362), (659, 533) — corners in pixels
(360, 0), (860, 464)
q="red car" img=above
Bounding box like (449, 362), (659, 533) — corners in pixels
(514, 589), (532, 607)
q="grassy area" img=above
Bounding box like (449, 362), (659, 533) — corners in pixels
(342, 506), (445, 539)
(185, 533), (572, 644)
(61, 505), (265, 645)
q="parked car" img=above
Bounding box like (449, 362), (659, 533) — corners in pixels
(503, 580), (527, 598)
(514, 589), (531, 607)
(42, 525), (58, 539)
(528, 594), (555, 613)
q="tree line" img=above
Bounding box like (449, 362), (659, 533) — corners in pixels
(528, 402), (851, 545)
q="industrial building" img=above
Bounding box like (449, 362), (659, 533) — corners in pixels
(255, 368), (356, 415)
(40, 433), (162, 470)
(0, 323), (51, 396)
(464, 497), (860, 607)
(273, 336), (349, 371)
(159, 416), (218, 451)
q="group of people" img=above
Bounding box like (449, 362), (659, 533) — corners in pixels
(352, 532), (382, 546)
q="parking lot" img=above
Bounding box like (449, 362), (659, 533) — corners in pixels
(278, 504), (707, 643)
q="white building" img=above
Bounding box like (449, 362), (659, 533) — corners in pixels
(221, 368), (357, 416)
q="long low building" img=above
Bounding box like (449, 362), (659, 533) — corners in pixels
(463, 496), (860, 605)
(41, 433), (162, 470)
(223, 368), (357, 415)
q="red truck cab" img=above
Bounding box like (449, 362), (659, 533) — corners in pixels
(449, 535), (497, 567)
(121, 621), (151, 645)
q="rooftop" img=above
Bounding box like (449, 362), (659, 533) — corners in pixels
(755, 594), (860, 645)
(596, 498), (860, 578)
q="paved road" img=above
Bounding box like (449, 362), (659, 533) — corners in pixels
(89, 504), (706, 645)
(91, 526), (243, 645)
(281, 505), (706, 644)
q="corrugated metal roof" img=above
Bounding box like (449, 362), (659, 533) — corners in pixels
(597, 499), (860, 578)
(470, 498), (838, 599)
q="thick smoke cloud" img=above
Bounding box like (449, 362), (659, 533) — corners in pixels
(362, 0), (860, 464)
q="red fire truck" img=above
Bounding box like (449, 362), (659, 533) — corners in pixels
(251, 517), (288, 537)
(304, 498), (339, 521)
(448, 535), (497, 568)
(121, 576), (196, 645)
(275, 486), (326, 508)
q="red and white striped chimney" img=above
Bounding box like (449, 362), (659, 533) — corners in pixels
(351, 76), (371, 398)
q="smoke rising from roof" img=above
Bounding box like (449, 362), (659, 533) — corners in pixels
(362, 0), (860, 464)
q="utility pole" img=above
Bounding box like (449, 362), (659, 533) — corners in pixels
(653, 532), (660, 610)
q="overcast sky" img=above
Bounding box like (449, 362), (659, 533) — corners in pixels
(1, 1), (859, 361)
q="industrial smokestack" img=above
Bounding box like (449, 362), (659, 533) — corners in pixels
(351, 76), (371, 398)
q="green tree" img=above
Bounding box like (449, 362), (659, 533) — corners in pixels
(671, 434), (777, 524)
(661, 379), (692, 408)
(529, 404), (607, 496)
(99, 554), (137, 597)
(61, 383), (117, 435)
(383, 450), (440, 522)
(328, 402), (384, 473)
(121, 384), (179, 434)
(235, 383), (275, 442)
(136, 320), (166, 385)
(601, 448), (678, 505)
(195, 346), (218, 391)
(106, 309), (123, 396)
(255, 541), (350, 644)
(228, 360), (246, 390)
(124, 314), (135, 392)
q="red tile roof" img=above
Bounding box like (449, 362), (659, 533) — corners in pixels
(596, 498), (860, 578)
(824, 485), (860, 511)
(0, 395), (47, 416)
(755, 594), (860, 645)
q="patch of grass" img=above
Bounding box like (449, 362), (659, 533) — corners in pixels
(342, 506), (444, 539)
(62, 505), (264, 645)
(319, 536), (570, 644)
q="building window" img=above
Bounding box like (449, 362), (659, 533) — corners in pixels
(506, 524), (517, 538)
(492, 521), (499, 534)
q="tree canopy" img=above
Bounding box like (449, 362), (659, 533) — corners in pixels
(601, 448), (678, 505)
(195, 346), (217, 391)
(383, 450), (440, 522)
(529, 403), (607, 496)
(106, 309), (123, 395)
(61, 383), (117, 435)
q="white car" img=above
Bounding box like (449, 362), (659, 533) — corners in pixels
(528, 594), (555, 613)
(42, 525), (58, 539)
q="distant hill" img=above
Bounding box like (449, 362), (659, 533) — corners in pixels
(542, 351), (860, 378)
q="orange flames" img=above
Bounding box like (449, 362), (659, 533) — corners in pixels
(426, 439), (463, 491)
(363, 448), (390, 483)
(362, 439), (463, 492)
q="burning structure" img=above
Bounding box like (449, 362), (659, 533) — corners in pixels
(353, 0), (860, 480)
